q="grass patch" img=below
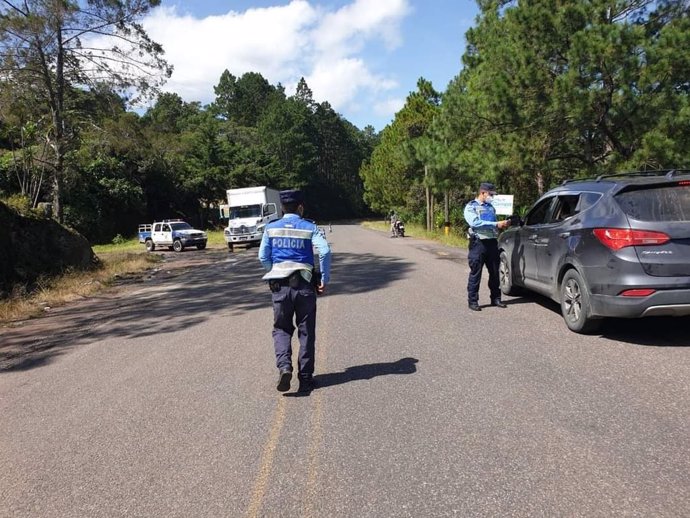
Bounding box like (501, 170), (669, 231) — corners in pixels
(207, 229), (226, 246)
(0, 252), (161, 324)
(92, 237), (142, 254)
(361, 220), (469, 248)
(91, 230), (227, 256)
(92, 229), (228, 253)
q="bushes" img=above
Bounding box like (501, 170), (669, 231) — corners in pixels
(3, 194), (32, 215)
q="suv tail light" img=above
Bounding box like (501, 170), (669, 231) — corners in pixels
(619, 288), (656, 297)
(593, 228), (670, 251)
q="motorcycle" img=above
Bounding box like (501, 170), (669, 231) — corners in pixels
(391, 220), (405, 238)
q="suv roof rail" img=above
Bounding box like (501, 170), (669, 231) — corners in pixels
(594, 170), (673, 182)
(161, 219), (184, 223)
(562, 178), (589, 185)
(562, 169), (690, 186)
(560, 174), (623, 185)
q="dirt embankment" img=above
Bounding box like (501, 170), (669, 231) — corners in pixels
(0, 201), (97, 296)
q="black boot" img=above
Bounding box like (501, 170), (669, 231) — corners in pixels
(277, 369), (292, 392)
(297, 374), (316, 393)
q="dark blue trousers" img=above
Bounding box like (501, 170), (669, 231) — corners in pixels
(467, 237), (501, 305)
(271, 277), (317, 376)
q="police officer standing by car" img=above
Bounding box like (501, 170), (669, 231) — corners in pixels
(258, 189), (331, 393)
(463, 182), (511, 311)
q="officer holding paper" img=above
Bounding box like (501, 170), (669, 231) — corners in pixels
(463, 182), (511, 312)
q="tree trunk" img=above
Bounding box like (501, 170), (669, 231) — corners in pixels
(425, 165), (431, 232)
(444, 190), (450, 235)
(51, 149), (64, 222)
(536, 170), (545, 196)
(52, 20), (65, 222)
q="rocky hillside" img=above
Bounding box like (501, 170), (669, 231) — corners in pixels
(0, 201), (97, 296)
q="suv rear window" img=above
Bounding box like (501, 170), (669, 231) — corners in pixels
(615, 185), (690, 222)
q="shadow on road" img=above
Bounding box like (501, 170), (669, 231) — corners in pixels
(314, 356), (419, 389)
(1, 250), (414, 372)
(507, 293), (690, 347)
(283, 357), (418, 397)
(600, 317), (690, 347)
(329, 252), (413, 294)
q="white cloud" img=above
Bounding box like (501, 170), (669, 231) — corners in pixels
(374, 97), (406, 118)
(311, 0), (411, 57)
(140, 0), (411, 123)
(143, 2), (317, 99)
(306, 58), (398, 111)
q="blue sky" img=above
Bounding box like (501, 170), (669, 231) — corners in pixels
(142, 1), (480, 131)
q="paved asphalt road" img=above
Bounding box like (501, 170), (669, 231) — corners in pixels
(1, 224), (689, 517)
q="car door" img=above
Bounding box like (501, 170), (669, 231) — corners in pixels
(153, 223), (171, 245)
(519, 196), (556, 287)
(160, 223), (173, 245)
(535, 194), (582, 288)
(152, 223), (163, 244)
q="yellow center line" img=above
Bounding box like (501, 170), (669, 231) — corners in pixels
(246, 293), (331, 518)
(245, 396), (287, 518)
(302, 390), (324, 518)
(303, 295), (329, 517)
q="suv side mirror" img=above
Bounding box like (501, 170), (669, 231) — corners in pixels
(508, 214), (523, 226)
(264, 203), (277, 216)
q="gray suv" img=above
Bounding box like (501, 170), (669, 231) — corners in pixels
(498, 170), (690, 333)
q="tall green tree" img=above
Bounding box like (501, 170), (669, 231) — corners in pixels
(212, 70), (282, 127)
(311, 101), (368, 218)
(294, 77), (316, 111)
(360, 78), (440, 217)
(141, 92), (201, 134)
(0, 0), (172, 222)
(259, 95), (318, 189)
(66, 109), (150, 241)
(437, 0), (690, 209)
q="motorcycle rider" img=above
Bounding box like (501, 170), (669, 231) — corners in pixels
(390, 210), (399, 237)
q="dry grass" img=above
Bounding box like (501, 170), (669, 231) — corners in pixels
(0, 252), (160, 324)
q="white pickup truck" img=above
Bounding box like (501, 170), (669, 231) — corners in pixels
(138, 219), (208, 252)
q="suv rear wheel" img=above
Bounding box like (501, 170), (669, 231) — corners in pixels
(145, 239), (155, 252)
(560, 269), (602, 334)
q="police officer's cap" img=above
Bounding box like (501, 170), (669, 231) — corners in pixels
(279, 189), (304, 205)
(479, 182), (497, 194)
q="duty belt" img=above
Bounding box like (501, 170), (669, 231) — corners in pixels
(268, 271), (321, 293)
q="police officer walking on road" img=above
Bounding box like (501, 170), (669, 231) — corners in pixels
(258, 189), (331, 393)
(463, 182), (511, 312)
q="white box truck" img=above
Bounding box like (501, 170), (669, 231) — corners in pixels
(221, 186), (281, 251)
